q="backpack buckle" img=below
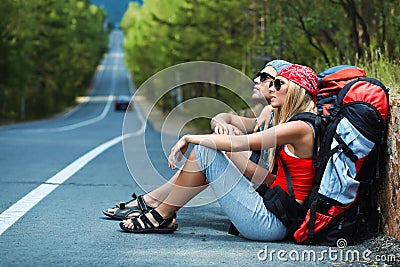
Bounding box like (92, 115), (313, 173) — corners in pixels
(330, 107), (340, 117)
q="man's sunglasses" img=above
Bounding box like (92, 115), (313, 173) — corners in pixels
(269, 79), (285, 91)
(254, 72), (275, 83)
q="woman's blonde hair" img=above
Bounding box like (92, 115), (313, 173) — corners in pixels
(273, 80), (316, 126)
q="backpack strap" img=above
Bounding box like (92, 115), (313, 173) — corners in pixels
(277, 152), (296, 203)
(289, 112), (319, 167)
(308, 199), (318, 240)
(288, 112), (320, 240)
(334, 133), (358, 162)
(289, 112), (316, 126)
(314, 115), (322, 167)
(265, 151), (307, 234)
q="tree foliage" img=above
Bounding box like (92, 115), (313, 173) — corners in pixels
(0, 0), (108, 122)
(121, 0), (400, 114)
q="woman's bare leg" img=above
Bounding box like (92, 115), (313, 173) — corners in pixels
(142, 171), (180, 207)
(156, 149), (208, 218)
(122, 149), (207, 228)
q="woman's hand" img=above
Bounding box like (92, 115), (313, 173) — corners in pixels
(168, 136), (190, 169)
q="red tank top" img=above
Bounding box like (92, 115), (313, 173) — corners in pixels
(270, 146), (315, 200)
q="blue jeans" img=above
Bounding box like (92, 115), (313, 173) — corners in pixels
(194, 145), (288, 241)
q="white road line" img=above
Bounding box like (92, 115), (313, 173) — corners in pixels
(0, 60), (146, 236)
(33, 94), (114, 133)
(0, 133), (133, 236)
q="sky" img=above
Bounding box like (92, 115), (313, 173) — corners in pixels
(90, 0), (143, 25)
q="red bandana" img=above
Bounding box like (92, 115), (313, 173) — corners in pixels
(278, 64), (318, 97)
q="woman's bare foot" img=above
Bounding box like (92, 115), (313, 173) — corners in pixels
(120, 209), (177, 233)
(103, 194), (159, 219)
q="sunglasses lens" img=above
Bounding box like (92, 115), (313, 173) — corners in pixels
(269, 80), (274, 88)
(255, 72), (275, 83)
(256, 73), (265, 82)
(273, 79), (284, 91)
(274, 79), (280, 90)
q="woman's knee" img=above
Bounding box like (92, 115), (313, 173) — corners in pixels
(193, 145), (220, 169)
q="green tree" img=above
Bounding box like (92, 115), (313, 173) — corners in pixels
(0, 0), (107, 122)
(117, 0), (400, 117)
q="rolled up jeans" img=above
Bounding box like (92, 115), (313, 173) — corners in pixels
(194, 145), (287, 241)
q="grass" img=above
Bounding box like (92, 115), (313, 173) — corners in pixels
(356, 50), (400, 96)
(313, 49), (400, 96)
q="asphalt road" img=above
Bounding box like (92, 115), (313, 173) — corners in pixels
(0, 30), (399, 267)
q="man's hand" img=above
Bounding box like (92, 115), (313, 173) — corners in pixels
(213, 121), (242, 135)
(253, 106), (272, 132)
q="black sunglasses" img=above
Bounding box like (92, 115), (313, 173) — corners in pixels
(254, 72), (275, 83)
(269, 79), (285, 91)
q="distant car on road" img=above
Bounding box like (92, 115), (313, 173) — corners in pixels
(115, 95), (133, 111)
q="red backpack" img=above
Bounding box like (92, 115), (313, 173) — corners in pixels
(293, 65), (390, 246)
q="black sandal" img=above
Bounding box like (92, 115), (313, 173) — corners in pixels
(102, 193), (152, 220)
(119, 209), (176, 234)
